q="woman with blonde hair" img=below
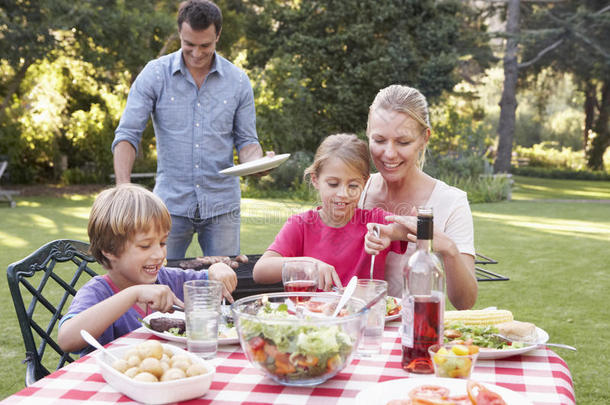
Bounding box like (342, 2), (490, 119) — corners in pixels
(359, 84), (478, 310)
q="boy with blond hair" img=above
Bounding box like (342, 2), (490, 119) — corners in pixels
(58, 183), (237, 354)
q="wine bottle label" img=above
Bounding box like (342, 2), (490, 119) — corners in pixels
(401, 296), (414, 348)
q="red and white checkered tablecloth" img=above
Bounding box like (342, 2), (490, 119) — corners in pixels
(1, 323), (575, 405)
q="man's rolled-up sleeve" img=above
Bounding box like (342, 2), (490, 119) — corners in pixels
(112, 62), (158, 154)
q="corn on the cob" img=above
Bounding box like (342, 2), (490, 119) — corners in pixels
(444, 309), (514, 326)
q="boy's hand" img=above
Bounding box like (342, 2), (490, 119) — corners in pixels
(133, 284), (181, 313)
(364, 223), (392, 255)
(208, 262), (238, 303)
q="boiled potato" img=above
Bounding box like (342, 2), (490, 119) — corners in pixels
(133, 371), (158, 382)
(161, 367), (186, 381)
(139, 357), (164, 378)
(126, 354), (142, 368)
(111, 358), (129, 374)
(137, 340), (164, 360)
(124, 348), (141, 361)
(186, 363), (207, 377)
(124, 366), (140, 378)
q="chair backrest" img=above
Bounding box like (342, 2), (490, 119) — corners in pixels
(7, 239), (100, 386)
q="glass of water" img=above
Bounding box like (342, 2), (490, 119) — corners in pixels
(354, 279), (388, 356)
(183, 279), (223, 359)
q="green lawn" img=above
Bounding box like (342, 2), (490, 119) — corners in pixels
(1, 179), (609, 403)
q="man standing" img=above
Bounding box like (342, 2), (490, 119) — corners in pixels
(113, 0), (266, 259)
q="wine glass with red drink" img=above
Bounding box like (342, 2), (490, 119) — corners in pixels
(282, 260), (319, 302)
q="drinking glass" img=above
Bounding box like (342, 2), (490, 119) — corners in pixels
(282, 260), (319, 302)
(183, 279), (223, 359)
(354, 279), (388, 356)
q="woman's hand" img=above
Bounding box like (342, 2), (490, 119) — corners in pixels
(208, 262), (238, 303)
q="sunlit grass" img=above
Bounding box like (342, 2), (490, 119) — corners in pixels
(512, 175), (610, 200)
(472, 211), (610, 240)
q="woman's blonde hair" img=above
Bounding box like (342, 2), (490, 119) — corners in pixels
(367, 84), (431, 168)
(88, 183), (171, 269)
(303, 133), (370, 183)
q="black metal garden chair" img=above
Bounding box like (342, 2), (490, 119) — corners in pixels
(7, 239), (99, 386)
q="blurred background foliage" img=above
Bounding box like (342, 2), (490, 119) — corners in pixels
(0, 0), (608, 201)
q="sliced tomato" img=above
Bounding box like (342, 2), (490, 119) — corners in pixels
(408, 385), (450, 400)
(306, 300), (326, 313)
(387, 306), (401, 316)
(467, 380), (507, 405)
(475, 390), (507, 405)
(448, 395), (472, 405)
(248, 336), (265, 351)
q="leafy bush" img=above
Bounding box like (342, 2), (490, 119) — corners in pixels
(512, 166), (610, 181)
(242, 151), (316, 200)
(514, 142), (587, 170)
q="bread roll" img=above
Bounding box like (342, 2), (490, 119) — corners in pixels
(496, 320), (538, 343)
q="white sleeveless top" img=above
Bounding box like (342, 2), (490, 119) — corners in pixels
(358, 173), (475, 297)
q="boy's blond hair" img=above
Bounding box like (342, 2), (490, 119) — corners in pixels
(88, 183), (171, 268)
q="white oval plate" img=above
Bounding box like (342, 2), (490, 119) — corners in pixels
(477, 327), (549, 359)
(355, 377), (533, 405)
(142, 310), (239, 345)
(219, 153), (290, 176)
(385, 296), (401, 322)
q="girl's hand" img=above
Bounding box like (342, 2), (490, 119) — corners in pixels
(133, 284), (181, 313)
(208, 262), (238, 303)
(314, 260), (342, 291)
(364, 223), (392, 255)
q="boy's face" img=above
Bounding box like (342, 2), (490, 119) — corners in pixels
(103, 228), (169, 290)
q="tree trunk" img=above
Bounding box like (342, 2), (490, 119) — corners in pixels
(583, 80), (596, 149)
(586, 80), (610, 171)
(494, 0), (520, 174)
(0, 60), (32, 124)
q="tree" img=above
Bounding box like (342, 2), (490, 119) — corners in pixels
(492, 0), (610, 172)
(242, 0), (494, 152)
(0, 1), (177, 181)
(521, 1), (610, 170)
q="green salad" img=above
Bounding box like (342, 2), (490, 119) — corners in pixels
(444, 322), (527, 350)
(239, 302), (355, 380)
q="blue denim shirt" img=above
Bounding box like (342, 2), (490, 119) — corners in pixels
(113, 50), (259, 219)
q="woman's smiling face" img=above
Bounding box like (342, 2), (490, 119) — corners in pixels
(368, 108), (428, 183)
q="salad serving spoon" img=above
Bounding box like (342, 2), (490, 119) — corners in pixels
(332, 276), (358, 317)
(80, 329), (121, 362)
(369, 225), (380, 279)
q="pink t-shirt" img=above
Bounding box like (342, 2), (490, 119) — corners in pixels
(268, 208), (406, 285)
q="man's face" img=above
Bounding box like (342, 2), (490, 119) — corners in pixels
(179, 22), (220, 72)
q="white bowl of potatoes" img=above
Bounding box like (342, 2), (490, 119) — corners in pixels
(94, 340), (214, 404)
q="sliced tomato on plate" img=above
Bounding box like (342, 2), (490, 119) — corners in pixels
(467, 381), (507, 405)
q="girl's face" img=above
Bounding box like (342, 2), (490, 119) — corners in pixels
(104, 228), (169, 290)
(311, 156), (366, 227)
(368, 108), (429, 183)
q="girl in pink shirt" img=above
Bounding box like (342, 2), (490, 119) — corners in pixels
(253, 134), (408, 290)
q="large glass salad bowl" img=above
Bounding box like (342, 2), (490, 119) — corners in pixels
(232, 292), (367, 386)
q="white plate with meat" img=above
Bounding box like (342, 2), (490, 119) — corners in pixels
(142, 310), (239, 345)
